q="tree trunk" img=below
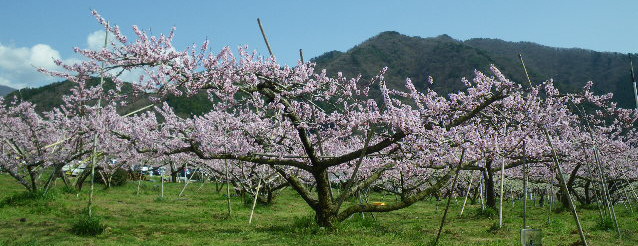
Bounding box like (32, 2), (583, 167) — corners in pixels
(483, 160), (496, 209)
(313, 170), (338, 227)
(557, 187), (570, 208)
(584, 181), (592, 205)
(170, 162), (177, 183)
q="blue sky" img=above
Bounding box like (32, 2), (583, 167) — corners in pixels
(1, 0), (637, 89)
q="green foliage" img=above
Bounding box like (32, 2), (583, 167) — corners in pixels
(337, 215), (380, 231)
(291, 215), (318, 230)
(93, 168), (129, 187)
(594, 217), (616, 231)
(0, 190), (55, 207)
(61, 185), (78, 194)
(154, 196), (168, 202)
(189, 171), (205, 182)
(473, 207), (497, 219)
(552, 203), (567, 213)
(578, 203), (601, 210)
(70, 214), (106, 236)
(109, 168), (129, 187)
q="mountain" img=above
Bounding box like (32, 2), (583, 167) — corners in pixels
(5, 79), (213, 117)
(6, 32), (637, 112)
(312, 31), (637, 108)
(0, 85), (16, 97)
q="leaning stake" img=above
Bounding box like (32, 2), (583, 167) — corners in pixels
(519, 54), (588, 246)
(257, 18), (274, 57)
(434, 148), (466, 245)
(249, 179), (262, 224)
(88, 21), (109, 218)
(629, 54), (637, 109)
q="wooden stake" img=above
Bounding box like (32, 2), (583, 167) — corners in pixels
(249, 179), (262, 224)
(629, 53), (637, 109)
(433, 149), (466, 245)
(257, 18), (274, 57)
(479, 173), (485, 211)
(499, 151), (506, 227)
(161, 172), (164, 198)
(523, 141), (528, 228)
(179, 166), (199, 197)
(520, 53), (588, 245)
(460, 173), (475, 216)
(88, 21), (109, 217)
(137, 167), (142, 195)
(225, 159), (232, 217)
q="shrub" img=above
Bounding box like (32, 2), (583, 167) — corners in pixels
(190, 171), (205, 181)
(593, 217), (615, 231)
(70, 215), (106, 236)
(93, 168), (128, 187)
(109, 168), (128, 187)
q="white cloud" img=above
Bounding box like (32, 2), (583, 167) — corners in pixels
(87, 30), (108, 51)
(0, 29), (111, 89)
(0, 43), (65, 89)
(0, 29), (152, 90)
(29, 44), (62, 68)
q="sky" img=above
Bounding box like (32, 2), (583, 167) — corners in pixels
(1, 0), (637, 89)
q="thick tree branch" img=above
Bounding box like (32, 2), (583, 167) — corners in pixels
(336, 163), (394, 208)
(272, 166), (318, 210)
(337, 165), (456, 221)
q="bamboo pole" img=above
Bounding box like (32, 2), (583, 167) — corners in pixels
(137, 166), (142, 195)
(88, 21), (109, 218)
(225, 159), (232, 217)
(179, 166), (201, 197)
(433, 148), (466, 246)
(161, 171), (164, 198)
(586, 149), (608, 223)
(257, 18), (274, 57)
(629, 54), (637, 109)
(499, 152), (506, 227)
(543, 130), (588, 245)
(523, 141), (528, 228)
(520, 54), (588, 245)
(547, 186), (551, 224)
(592, 147), (621, 237)
(249, 179), (262, 224)
(479, 173), (485, 211)
(460, 173), (475, 216)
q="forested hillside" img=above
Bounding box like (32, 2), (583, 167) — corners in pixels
(313, 31), (637, 108)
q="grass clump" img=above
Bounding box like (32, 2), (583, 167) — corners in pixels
(594, 217), (615, 231)
(473, 207), (497, 219)
(61, 185), (78, 194)
(487, 222), (510, 234)
(70, 214), (107, 236)
(154, 196), (169, 202)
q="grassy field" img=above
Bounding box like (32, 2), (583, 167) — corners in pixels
(0, 174), (636, 246)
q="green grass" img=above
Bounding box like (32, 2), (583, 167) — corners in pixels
(0, 174), (636, 245)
